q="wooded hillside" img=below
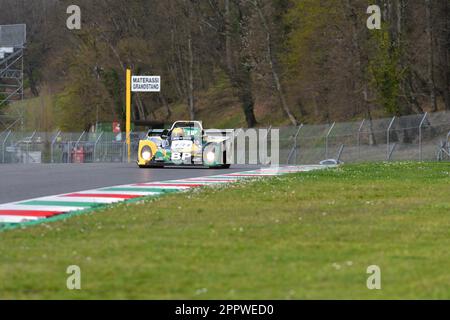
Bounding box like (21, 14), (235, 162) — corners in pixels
(0, 0), (449, 130)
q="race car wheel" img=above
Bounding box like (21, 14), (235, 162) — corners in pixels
(208, 151), (230, 169)
(208, 164), (230, 169)
(139, 165), (164, 169)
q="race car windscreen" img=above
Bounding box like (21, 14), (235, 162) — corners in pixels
(171, 123), (202, 139)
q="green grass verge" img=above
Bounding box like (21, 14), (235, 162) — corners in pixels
(1, 162), (450, 299)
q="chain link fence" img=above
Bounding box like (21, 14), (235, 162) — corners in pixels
(1, 111), (449, 165)
(281, 111), (450, 164)
(0, 131), (146, 164)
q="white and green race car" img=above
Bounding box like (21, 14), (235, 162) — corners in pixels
(137, 121), (232, 169)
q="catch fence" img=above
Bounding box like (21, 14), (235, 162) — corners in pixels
(1, 111), (449, 165)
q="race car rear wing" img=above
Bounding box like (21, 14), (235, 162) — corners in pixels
(204, 129), (234, 136)
(204, 129), (235, 144)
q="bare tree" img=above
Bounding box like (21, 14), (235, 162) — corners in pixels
(425, 0), (437, 112)
(251, 0), (298, 126)
(223, 0), (258, 127)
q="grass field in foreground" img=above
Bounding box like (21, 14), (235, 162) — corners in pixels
(1, 162), (450, 299)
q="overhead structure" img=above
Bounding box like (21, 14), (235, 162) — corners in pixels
(0, 24), (26, 129)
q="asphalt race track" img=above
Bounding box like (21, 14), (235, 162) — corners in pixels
(0, 163), (260, 205)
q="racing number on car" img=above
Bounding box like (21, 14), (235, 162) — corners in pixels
(172, 152), (191, 162)
(172, 140), (193, 150)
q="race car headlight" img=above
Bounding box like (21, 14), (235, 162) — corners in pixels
(141, 146), (152, 161)
(206, 151), (216, 163)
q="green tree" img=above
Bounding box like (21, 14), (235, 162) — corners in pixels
(368, 29), (404, 116)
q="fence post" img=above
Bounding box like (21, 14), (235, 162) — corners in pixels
(26, 131), (36, 164)
(446, 131), (450, 161)
(386, 117), (396, 161)
(265, 126), (272, 140)
(124, 131), (133, 163)
(50, 131), (61, 164)
(325, 122), (335, 159)
(388, 143), (397, 161)
(75, 131), (85, 148)
(1, 130), (12, 163)
(437, 130), (450, 161)
(336, 144), (345, 162)
(93, 132), (104, 163)
(26, 139), (29, 164)
(294, 124), (303, 164)
(419, 112), (428, 161)
(286, 124), (303, 165)
(67, 141), (71, 163)
(357, 119), (365, 160)
(262, 126), (272, 165)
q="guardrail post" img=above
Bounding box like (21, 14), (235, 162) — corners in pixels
(1, 130), (12, 163)
(386, 117), (396, 161)
(357, 119), (365, 160)
(325, 122), (335, 159)
(419, 112), (428, 161)
(50, 131), (61, 164)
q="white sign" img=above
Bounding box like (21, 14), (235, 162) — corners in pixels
(132, 76), (161, 92)
(171, 140), (193, 152)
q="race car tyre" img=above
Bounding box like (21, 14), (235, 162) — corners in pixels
(139, 165), (164, 169)
(208, 151), (230, 169)
(208, 165), (230, 169)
